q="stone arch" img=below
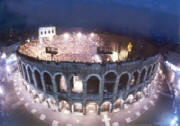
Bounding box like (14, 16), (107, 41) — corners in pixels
(104, 71), (117, 94)
(59, 100), (70, 112)
(118, 72), (129, 91)
(54, 73), (67, 93)
(130, 71), (139, 87)
(146, 66), (152, 80)
(38, 93), (45, 103)
(73, 102), (83, 113)
(140, 68), (147, 83)
(126, 94), (134, 104)
(31, 89), (38, 99)
(48, 98), (58, 111)
(43, 71), (53, 92)
(101, 101), (112, 112)
(135, 91), (142, 101)
(27, 66), (34, 85)
(86, 74), (101, 94)
(86, 102), (98, 114)
(34, 69), (43, 90)
(22, 64), (28, 81)
(151, 63), (156, 76)
(70, 74), (83, 94)
(114, 98), (124, 110)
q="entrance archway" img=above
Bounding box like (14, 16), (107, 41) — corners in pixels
(86, 102), (98, 114)
(73, 103), (83, 113)
(114, 99), (124, 110)
(60, 100), (70, 113)
(101, 101), (111, 112)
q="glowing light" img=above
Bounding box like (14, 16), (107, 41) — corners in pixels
(1, 53), (6, 59)
(60, 76), (67, 92)
(130, 75), (135, 86)
(6, 53), (17, 64)
(63, 33), (69, 40)
(92, 54), (102, 63)
(127, 42), (133, 52)
(112, 51), (118, 62)
(169, 72), (175, 83)
(90, 33), (94, 37)
(86, 103), (97, 113)
(77, 32), (82, 38)
(165, 61), (180, 72)
(119, 49), (128, 61)
(72, 76), (83, 93)
(27, 38), (30, 42)
(171, 116), (178, 126)
(0, 86), (3, 95)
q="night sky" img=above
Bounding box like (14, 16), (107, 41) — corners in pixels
(0, 0), (179, 45)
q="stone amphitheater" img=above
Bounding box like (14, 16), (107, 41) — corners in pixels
(16, 26), (160, 115)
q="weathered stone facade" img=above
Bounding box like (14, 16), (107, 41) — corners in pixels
(16, 51), (160, 114)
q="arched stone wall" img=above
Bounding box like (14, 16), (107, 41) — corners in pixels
(139, 67), (147, 84)
(43, 71), (53, 93)
(103, 71), (117, 94)
(16, 52), (160, 115)
(34, 69), (43, 90)
(85, 74), (101, 95)
(27, 65), (34, 85)
(22, 63), (28, 82)
(53, 73), (67, 93)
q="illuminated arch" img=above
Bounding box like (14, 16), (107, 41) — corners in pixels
(114, 98), (124, 110)
(101, 101), (111, 112)
(70, 75), (83, 94)
(73, 102), (83, 113)
(130, 71), (139, 87)
(54, 73), (67, 93)
(86, 102), (98, 114)
(59, 100), (70, 112)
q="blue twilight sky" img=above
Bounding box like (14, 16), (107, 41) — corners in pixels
(0, 0), (179, 43)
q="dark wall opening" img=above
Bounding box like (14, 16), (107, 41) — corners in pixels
(118, 73), (129, 90)
(104, 72), (117, 94)
(87, 76), (100, 94)
(34, 70), (43, 90)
